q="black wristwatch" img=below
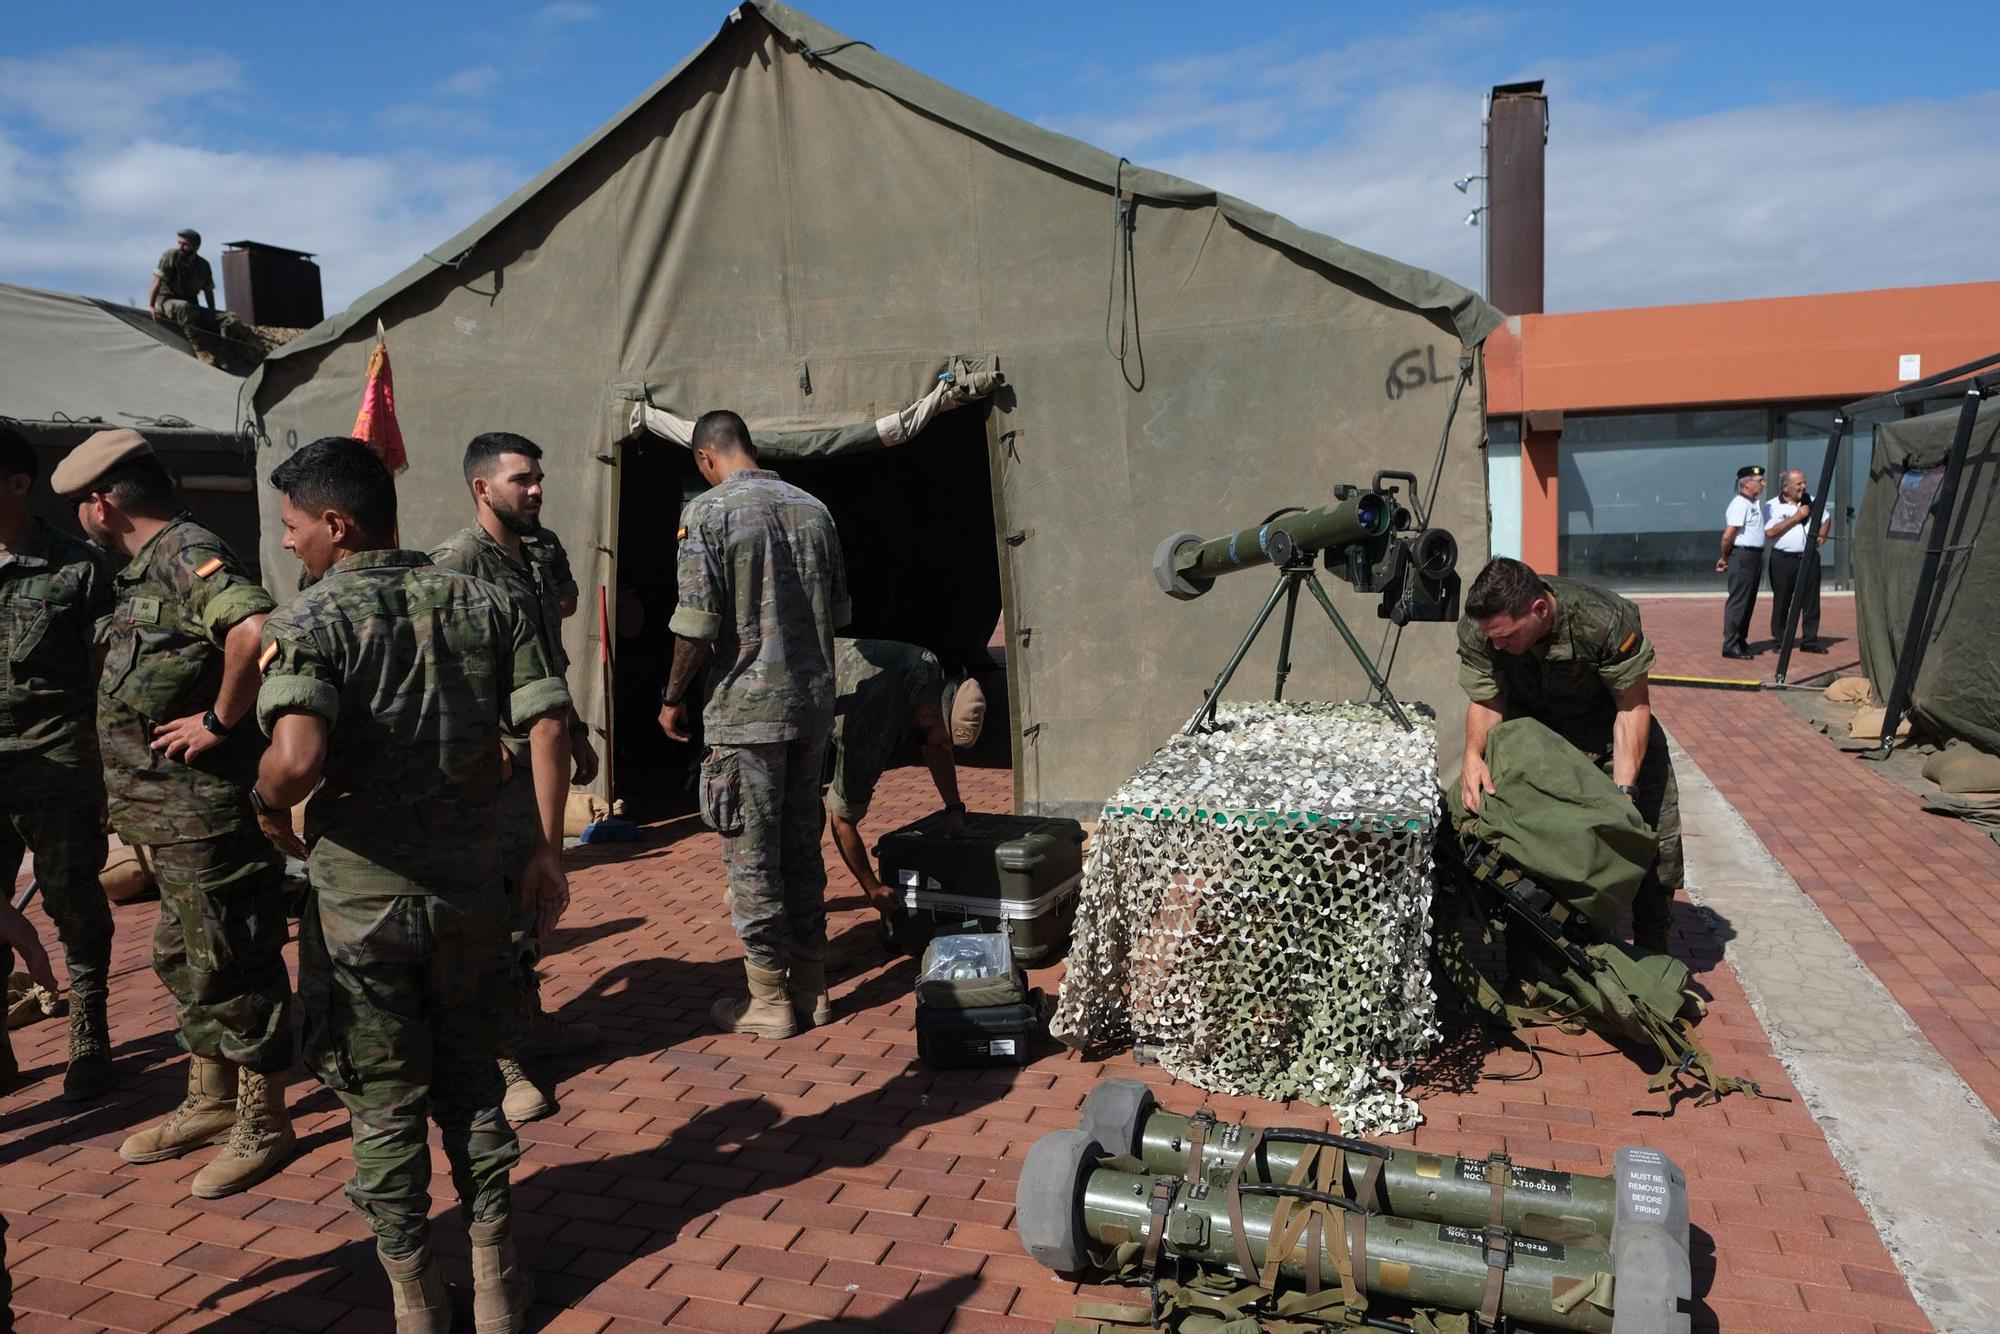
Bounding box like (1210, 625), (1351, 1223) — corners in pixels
(1617, 784), (1639, 800)
(660, 689), (684, 709)
(248, 786), (275, 817)
(201, 709), (232, 736)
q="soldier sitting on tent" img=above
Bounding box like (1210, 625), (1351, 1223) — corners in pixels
(148, 228), (249, 361)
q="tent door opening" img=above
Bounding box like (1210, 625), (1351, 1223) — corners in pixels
(609, 405), (1007, 818)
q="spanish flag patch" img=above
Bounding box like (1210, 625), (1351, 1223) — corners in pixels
(1618, 631), (1639, 653)
(676, 525), (688, 540)
(258, 642), (280, 671)
(194, 557), (224, 578)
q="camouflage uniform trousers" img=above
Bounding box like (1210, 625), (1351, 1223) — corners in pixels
(497, 765), (543, 1047)
(0, 799), (112, 1001)
(707, 732), (833, 972)
(298, 885), (522, 1259)
(146, 823), (294, 1072)
(1586, 717), (1683, 945)
(157, 298), (247, 348)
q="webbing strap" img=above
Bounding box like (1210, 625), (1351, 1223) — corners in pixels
(1185, 1111), (1213, 1184)
(1259, 1144), (1316, 1289)
(1485, 1152), (1510, 1230)
(1225, 1128), (1264, 1281)
(1142, 1177), (1179, 1279)
(1477, 1226), (1511, 1328)
(1347, 1212), (1370, 1304)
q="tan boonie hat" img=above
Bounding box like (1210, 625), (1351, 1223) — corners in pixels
(51, 428), (153, 498)
(945, 676), (987, 749)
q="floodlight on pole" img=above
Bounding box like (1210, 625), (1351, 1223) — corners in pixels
(1463, 207), (1486, 226)
(1453, 173), (1486, 194)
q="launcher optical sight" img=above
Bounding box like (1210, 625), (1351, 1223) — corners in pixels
(1153, 470), (1460, 626)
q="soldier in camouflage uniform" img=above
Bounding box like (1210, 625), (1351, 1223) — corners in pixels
(430, 431), (599, 1125)
(1456, 556), (1682, 956)
(658, 411), (849, 1039)
(146, 228), (249, 359)
(51, 429), (295, 1198)
(0, 426), (118, 1100)
(254, 437), (567, 1334)
(823, 639), (986, 939)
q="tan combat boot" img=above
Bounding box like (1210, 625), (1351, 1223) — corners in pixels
(497, 1057), (555, 1124)
(191, 1067), (296, 1198)
(120, 1055), (236, 1163)
(787, 943), (833, 1029)
(709, 961), (797, 1039)
(380, 1245), (451, 1334)
(468, 1217), (533, 1333)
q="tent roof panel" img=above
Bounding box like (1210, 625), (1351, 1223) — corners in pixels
(261, 1), (1498, 377)
(0, 281), (247, 437)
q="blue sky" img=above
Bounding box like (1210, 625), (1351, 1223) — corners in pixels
(4, 1), (1994, 313)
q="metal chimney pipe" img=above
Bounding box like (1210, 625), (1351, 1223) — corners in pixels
(1484, 80), (1547, 316)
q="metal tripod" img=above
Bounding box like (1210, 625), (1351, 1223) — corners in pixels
(1184, 556), (1413, 736)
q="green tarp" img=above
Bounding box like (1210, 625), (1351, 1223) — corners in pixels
(1853, 398), (2000, 756)
(248, 2), (1500, 814)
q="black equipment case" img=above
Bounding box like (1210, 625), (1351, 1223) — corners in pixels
(874, 811), (1085, 963)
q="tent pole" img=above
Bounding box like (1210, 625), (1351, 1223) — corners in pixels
(1872, 382), (1991, 756)
(1773, 413), (1847, 684)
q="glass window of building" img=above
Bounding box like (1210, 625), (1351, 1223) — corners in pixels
(1557, 410), (1769, 590)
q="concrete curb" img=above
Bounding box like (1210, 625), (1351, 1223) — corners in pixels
(1671, 735), (2000, 1333)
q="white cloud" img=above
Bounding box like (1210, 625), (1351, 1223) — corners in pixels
(437, 65), (501, 98)
(533, 2), (601, 26)
(1050, 26), (2000, 311)
(1, 137), (518, 310)
(0, 46), (241, 140)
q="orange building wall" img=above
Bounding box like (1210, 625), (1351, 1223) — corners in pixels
(1487, 279), (2000, 416)
(1484, 279), (2000, 574)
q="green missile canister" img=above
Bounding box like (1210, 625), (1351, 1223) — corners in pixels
(1154, 490), (1398, 600)
(1079, 1080), (1622, 1249)
(1021, 1131), (1681, 1334)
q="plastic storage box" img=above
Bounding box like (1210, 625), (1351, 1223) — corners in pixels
(874, 811), (1085, 963)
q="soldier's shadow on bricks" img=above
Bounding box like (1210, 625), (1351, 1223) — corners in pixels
(221, 1057), (1032, 1329)
(0, 1025), (185, 1148)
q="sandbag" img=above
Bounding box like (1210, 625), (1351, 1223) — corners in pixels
(100, 845), (154, 905)
(564, 791), (614, 838)
(1849, 706), (1912, 742)
(1922, 740), (2000, 796)
(1448, 718), (1656, 935)
(1824, 676), (1876, 705)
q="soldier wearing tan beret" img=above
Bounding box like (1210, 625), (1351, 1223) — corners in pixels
(54, 429), (297, 1199)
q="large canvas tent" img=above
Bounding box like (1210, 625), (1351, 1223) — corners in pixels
(1852, 397), (2000, 756)
(248, 1), (1501, 815)
(0, 280), (261, 573)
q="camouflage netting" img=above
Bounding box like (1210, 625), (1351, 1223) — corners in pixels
(1053, 701), (1440, 1133)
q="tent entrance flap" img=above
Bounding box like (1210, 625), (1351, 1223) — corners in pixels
(609, 407), (1007, 816)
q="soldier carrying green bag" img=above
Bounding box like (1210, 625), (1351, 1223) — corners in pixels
(1455, 556), (1683, 959)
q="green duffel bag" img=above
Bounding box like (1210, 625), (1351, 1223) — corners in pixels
(1448, 718), (1656, 936)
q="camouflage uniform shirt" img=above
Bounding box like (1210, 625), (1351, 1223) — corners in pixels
(154, 249), (214, 303)
(1, 521), (114, 803)
(430, 524), (572, 736)
(255, 550), (569, 898)
(669, 469), (850, 744)
(99, 516), (274, 844)
(1456, 576), (1655, 758)
(826, 638), (942, 821)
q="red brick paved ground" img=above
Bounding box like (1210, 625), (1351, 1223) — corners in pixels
(1638, 592), (2000, 1119)
(3, 702), (1933, 1331)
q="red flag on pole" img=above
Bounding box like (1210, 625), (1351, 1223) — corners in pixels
(352, 320), (408, 473)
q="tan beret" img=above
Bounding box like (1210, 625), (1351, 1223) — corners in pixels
(51, 428), (153, 497)
(947, 676), (987, 750)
